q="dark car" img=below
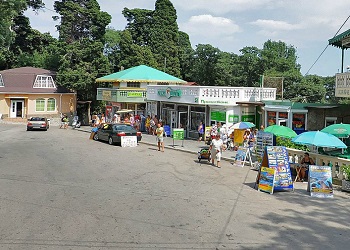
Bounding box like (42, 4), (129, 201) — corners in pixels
(93, 123), (142, 145)
(27, 117), (50, 131)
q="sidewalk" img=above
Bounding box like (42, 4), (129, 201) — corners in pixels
(76, 126), (237, 162)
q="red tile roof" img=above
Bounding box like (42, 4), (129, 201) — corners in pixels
(0, 67), (72, 93)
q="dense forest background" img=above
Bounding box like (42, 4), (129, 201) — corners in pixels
(0, 0), (346, 110)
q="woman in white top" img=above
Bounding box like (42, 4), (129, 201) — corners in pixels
(209, 134), (224, 168)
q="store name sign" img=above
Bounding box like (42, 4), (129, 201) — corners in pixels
(158, 87), (182, 99)
(200, 100), (229, 104)
(127, 92), (143, 98)
(102, 90), (112, 101)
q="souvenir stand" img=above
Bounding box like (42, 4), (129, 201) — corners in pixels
(255, 146), (294, 192)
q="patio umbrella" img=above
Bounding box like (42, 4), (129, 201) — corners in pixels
(292, 131), (347, 149)
(231, 122), (255, 130)
(264, 125), (297, 138)
(116, 109), (133, 113)
(321, 123), (350, 138)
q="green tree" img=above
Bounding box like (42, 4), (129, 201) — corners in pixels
(0, 0), (44, 69)
(149, 0), (180, 76)
(53, 0), (111, 105)
(213, 52), (238, 86)
(177, 31), (194, 82)
(192, 44), (221, 86)
(291, 75), (326, 103)
(238, 46), (262, 87)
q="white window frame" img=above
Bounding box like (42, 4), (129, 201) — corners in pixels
(0, 74), (4, 87)
(47, 98), (56, 112)
(33, 75), (56, 88)
(35, 98), (45, 112)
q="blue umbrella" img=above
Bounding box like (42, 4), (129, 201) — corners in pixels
(231, 122), (255, 130)
(292, 131), (347, 149)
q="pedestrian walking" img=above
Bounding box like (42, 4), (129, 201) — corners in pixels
(197, 121), (204, 142)
(209, 134), (224, 168)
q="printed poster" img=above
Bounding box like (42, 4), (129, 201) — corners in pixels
(258, 167), (275, 194)
(265, 146), (294, 191)
(121, 136), (137, 147)
(309, 165), (333, 198)
(235, 147), (247, 167)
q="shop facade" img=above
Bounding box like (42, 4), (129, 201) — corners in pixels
(262, 101), (309, 134)
(146, 85), (277, 138)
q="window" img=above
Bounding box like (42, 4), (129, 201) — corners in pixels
(0, 74), (4, 87)
(33, 75), (55, 88)
(325, 117), (337, 127)
(36, 99), (45, 112)
(47, 98), (56, 111)
(127, 82), (140, 88)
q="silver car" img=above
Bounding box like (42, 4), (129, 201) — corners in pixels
(27, 117), (50, 131)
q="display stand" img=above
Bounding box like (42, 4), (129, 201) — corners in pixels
(172, 128), (184, 147)
(234, 146), (253, 168)
(258, 167), (276, 194)
(255, 146), (294, 192)
(254, 131), (275, 169)
(308, 165), (333, 198)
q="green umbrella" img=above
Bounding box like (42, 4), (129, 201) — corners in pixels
(264, 125), (297, 138)
(321, 123), (350, 138)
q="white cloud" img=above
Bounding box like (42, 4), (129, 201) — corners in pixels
(251, 19), (301, 31)
(181, 15), (240, 36)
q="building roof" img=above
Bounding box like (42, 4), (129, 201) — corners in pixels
(95, 65), (187, 84)
(329, 28), (350, 49)
(0, 67), (71, 94)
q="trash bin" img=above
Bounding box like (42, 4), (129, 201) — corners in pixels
(164, 125), (171, 137)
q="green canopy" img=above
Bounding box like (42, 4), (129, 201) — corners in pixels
(96, 65), (186, 84)
(321, 123), (350, 138)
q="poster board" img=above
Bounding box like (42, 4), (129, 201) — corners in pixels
(204, 126), (212, 142)
(121, 136), (137, 147)
(308, 165), (333, 198)
(260, 146), (294, 191)
(234, 146), (252, 167)
(258, 167), (276, 194)
(234, 129), (245, 144)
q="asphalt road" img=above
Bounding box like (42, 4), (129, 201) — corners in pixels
(0, 124), (349, 250)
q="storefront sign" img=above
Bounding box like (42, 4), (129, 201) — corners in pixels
(200, 100), (229, 105)
(258, 167), (276, 194)
(158, 87), (182, 99)
(228, 115), (239, 123)
(241, 115), (255, 122)
(211, 111), (226, 122)
(127, 92), (143, 98)
(102, 90), (112, 101)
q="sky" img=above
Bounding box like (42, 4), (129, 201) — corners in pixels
(25, 0), (350, 77)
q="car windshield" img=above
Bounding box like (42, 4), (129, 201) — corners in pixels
(115, 125), (134, 131)
(30, 117), (45, 121)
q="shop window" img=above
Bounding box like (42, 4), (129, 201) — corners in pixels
(325, 117), (337, 127)
(127, 82), (140, 88)
(35, 98), (45, 112)
(190, 111), (205, 131)
(0, 74), (4, 87)
(292, 113), (306, 131)
(279, 112), (288, 119)
(47, 98), (56, 111)
(33, 75), (55, 88)
(267, 111), (276, 126)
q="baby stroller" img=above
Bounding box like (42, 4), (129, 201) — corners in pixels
(198, 148), (211, 164)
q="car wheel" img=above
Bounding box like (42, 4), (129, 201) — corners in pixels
(108, 137), (114, 145)
(93, 133), (99, 141)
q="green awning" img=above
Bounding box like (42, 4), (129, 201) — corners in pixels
(96, 65), (186, 84)
(329, 29), (350, 49)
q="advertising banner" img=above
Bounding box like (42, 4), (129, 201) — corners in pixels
(173, 128), (184, 140)
(258, 167), (276, 194)
(309, 165), (333, 198)
(121, 136), (137, 147)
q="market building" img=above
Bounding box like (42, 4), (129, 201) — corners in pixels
(146, 85), (277, 138)
(95, 65), (186, 121)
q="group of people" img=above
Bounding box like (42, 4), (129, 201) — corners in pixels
(92, 112), (147, 132)
(145, 115), (160, 135)
(59, 114), (69, 129)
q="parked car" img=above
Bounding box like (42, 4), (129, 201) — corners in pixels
(27, 117), (50, 131)
(93, 123), (142, 145)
